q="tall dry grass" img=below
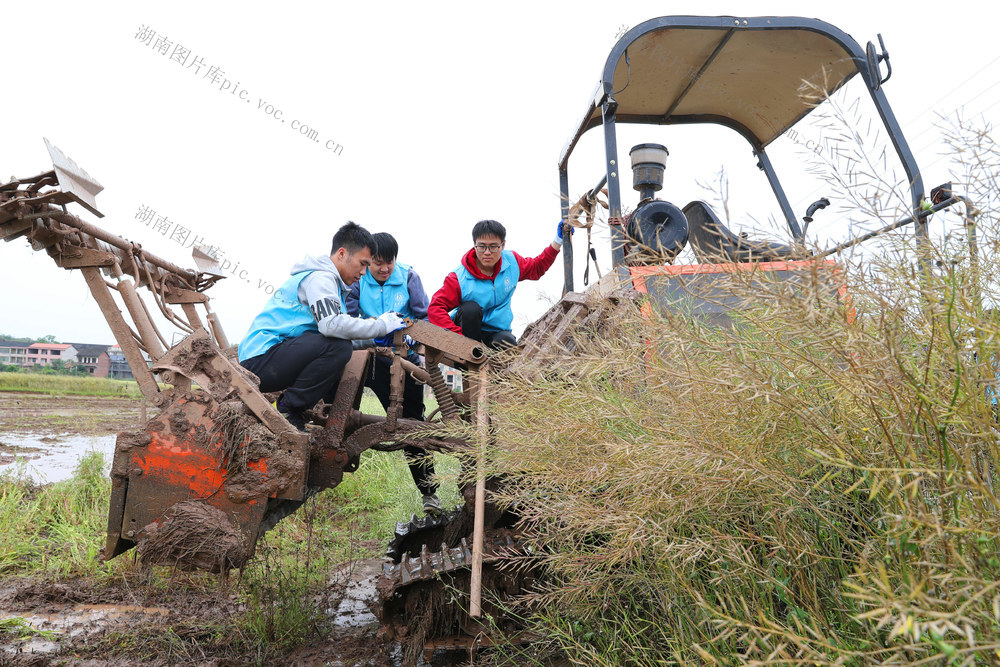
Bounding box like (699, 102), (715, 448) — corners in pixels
(483, 119), (1000, 664)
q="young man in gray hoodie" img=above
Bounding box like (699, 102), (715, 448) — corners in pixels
(238, 222), (406, 430)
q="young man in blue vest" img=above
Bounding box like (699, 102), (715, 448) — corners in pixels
(428, 220), (566, 347)
(345, 232), (442, 514)
(238, 222), (406, 431)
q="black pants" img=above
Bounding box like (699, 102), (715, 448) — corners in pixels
(366, 354), (437, 496)
(240, 332), (353, 414)
(453, 301), (517, 348)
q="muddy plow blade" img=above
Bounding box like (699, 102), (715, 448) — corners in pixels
(104, 332), (311, 570)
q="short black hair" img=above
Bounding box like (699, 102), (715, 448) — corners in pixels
(372, 232), (399, 262)
(472, 219), (506, 243)
(331, 221), (377, 256)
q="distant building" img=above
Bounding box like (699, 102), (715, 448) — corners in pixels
(68, 343), (112, 377)
(421, 364), (463, 400)
(0, 340), (31, 367)
(106, 345), (132, 380)
(440, 364), (463, 392)
(106, 344), (152, 381)
(26, 343), (76, 367)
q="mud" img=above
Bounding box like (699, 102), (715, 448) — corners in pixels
(0, 393), (143, 483)
(0, 441), (43, 466)
(0, 393), (144, 437)
(137, 500), (249, 573)
(211, 399), (274, 470)
(0, 561), (430, 666)
(167, 336), (259, 403)
(0, 392), (486, 665)
(210, 399), (305, 503)
(0, 575), (247, 666)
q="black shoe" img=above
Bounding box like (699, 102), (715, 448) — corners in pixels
(277, 401), (307, 432)
(422, 494), (443, 515)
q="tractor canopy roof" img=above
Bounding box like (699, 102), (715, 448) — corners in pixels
(561, 16), (876, 166)
(555, 15), (936, 283)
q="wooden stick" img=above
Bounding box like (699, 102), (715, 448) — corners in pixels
(470, 362), (489, 617)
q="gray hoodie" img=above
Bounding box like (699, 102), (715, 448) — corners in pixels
(291, 255), (392, 341)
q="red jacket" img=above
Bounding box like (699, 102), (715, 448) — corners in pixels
(429, 244), (559, 333)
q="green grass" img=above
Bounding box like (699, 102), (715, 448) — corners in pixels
(0, 451), (122, 577)
(0, 617), (58, 641)
(0, 371), (143, 398)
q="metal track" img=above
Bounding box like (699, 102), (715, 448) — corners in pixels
(377, 488), (538, 665)
(376, 528), (534, 666)
(385, 508), (464, 563)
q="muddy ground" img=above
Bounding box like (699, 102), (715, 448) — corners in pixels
(0, 393), (460, 666)
(0, 394), (146, 438)
(0, 394), (143, 477)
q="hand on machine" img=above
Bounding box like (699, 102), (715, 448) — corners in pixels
(554, 219), (574, 246)
(374, 311), (412, 347)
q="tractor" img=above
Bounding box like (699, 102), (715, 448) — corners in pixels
(0, 15), (975, 665)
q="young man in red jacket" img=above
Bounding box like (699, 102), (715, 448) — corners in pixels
(428, 219), (567, 347)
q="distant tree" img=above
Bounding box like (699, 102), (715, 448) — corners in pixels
(36, 335), (58, 343)
(0, 333), (32, 343)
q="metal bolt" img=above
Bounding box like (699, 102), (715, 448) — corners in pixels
(611, 172), (617, 178)
(610, 159), (616, 165)
(126, 530), (135, 537)
(131, 467), (143, 477)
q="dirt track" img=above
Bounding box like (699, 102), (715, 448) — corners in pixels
(0, 393), (421, 666)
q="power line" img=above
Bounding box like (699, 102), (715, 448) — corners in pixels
(906, 78), (1000, 154)
(901, 54), (1000, 129)
(787, 82), (1000, 238)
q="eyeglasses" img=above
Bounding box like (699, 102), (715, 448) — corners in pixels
(475, 243), (502, 253)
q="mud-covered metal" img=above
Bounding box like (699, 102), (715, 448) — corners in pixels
(376, 494), (537, 665)
(402, 319), (486, 366)
(385, 508), (463, 562)
(104, 391), (305, 566)
(6, 143), (528, 661)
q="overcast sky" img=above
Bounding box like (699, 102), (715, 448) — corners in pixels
(2, 1), (998, 345)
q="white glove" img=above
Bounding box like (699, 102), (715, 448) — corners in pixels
(376, 311), (406, 336)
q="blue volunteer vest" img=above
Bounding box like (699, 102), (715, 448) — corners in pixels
(357, 263), (414, 318)
(454, 250), (520, 332)
(238, 271), (344, 362)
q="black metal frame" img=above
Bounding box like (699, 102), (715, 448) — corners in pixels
(558, 15), (926, 290)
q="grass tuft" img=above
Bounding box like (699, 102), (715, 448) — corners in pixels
(0, 371), (143, 397)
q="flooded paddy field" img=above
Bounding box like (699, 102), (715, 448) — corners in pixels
(0, 393), (143, 483)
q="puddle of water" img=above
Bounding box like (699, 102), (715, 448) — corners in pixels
(0, 432), (115, 484)
(1, 604), (169, 656)
(327, 560), (381, 629)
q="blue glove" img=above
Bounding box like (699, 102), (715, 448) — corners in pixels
(555, 220), (573, 245)
(374, 328), (415, 349)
